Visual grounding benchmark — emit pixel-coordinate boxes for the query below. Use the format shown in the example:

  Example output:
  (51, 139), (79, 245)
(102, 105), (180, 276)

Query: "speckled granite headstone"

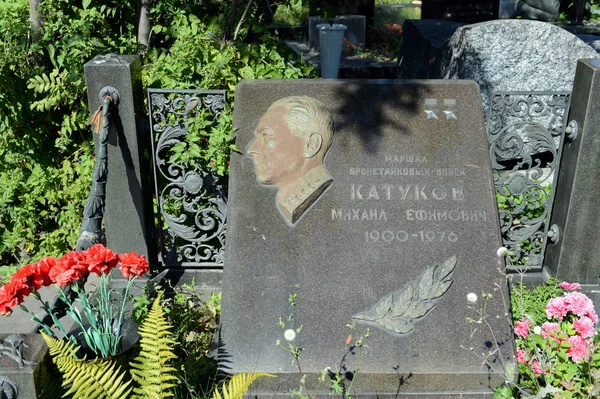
(437, 20), (598, 119)
(222, 80), (514, 397)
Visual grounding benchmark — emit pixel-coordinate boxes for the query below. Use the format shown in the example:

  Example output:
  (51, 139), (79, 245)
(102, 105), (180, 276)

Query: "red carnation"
(13, 264), (43, 291)
(36, 257), (57, 287)
(84, 244), (119, 276)
(118, 252), (149, 278)
(49, 251), (88, 287)
(0, 279), (30, 314)
(0, 287), (18, 315)
(13, 258), (55, 291)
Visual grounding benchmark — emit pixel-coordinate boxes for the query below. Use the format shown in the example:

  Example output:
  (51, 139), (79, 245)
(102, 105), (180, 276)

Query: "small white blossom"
(533, 326), (542, 335)
(496, 247), (509, 257)
(284, 329), (296, 342)
(467, 293), (478, 303)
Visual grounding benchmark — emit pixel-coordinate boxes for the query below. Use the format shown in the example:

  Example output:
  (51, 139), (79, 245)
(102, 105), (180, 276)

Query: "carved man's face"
(247, 105), (307, 187)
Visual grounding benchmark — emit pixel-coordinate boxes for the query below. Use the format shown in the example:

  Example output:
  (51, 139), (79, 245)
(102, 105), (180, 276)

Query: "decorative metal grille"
(148, 89), (228, 268)
(487, 92), (570, 271)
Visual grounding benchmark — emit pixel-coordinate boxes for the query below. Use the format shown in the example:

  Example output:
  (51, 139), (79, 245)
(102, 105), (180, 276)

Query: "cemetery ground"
(2, 1), (600, 399)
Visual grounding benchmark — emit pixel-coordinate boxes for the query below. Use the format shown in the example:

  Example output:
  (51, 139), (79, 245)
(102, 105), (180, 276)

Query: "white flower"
(496, 247), (509, 257)
(284, 329), (296, 342)
(467, 293), (478, 303)
(533, 326), (542, 335)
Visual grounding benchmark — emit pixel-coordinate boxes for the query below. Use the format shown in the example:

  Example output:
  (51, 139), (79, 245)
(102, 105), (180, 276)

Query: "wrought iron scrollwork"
(487, 92), (570, 271)
(149, 89), (228, 267)
(0, 334), (33, 369)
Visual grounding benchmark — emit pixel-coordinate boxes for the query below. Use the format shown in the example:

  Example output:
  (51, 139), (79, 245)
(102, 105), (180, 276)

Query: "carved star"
(425, 110), (438, 120)
(443, 110), (457, 120)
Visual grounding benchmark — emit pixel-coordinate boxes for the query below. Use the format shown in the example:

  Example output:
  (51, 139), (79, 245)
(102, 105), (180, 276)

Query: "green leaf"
(82, 0), (91, 10)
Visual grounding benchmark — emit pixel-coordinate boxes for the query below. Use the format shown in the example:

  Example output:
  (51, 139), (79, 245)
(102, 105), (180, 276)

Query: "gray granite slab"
(545, 59), (600, 283)
(0, 334), (46, 399)
(83, 55), (156, 266)
(222, 80), (514, 396)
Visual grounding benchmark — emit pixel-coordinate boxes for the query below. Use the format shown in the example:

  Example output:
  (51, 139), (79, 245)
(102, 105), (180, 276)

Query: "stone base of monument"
(0, 334), (47, 399)
(244, 373), (498, 398)
(223, 80), (515, 397)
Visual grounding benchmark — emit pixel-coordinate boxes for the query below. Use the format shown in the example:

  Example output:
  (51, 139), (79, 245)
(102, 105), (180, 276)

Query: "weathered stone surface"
(0, 334), (46, 399)
(436, 20), (599, 119)
(222, 80), (513, 396)
(545, 59), (600, 284)
(397, 20), (464, 79)
(83, 55), (156, 265)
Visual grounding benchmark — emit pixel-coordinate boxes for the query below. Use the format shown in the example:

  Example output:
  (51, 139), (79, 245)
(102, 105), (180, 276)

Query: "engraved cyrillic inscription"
(349, 167), (431, 176)
(350, 184), (464, 201)
(405, 209), (487, 222)
(384, 154), (428, 163)
(365, 230), (458, 243)
(331, 208), (388, 221)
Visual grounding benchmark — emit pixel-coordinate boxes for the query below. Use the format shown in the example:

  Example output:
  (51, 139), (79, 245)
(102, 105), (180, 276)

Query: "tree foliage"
(0, 0), (315, 271)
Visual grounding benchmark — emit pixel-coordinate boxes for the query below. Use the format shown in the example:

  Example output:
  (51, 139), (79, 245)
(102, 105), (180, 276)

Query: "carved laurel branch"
(352, 255), (457, 336)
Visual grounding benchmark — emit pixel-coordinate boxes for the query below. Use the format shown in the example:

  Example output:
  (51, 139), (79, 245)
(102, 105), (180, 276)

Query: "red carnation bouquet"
(0, 244), (149, 358)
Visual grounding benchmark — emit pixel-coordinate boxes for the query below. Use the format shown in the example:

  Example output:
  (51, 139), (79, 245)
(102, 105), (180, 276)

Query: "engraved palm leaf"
(352, 255), (457, 336)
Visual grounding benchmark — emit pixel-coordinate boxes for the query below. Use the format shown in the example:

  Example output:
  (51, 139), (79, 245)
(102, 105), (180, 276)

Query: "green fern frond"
(130, 295), (179, 399)
(35, 352), (65, 399)
(212, 372), (275, 399)
(41, 332), (133, 399)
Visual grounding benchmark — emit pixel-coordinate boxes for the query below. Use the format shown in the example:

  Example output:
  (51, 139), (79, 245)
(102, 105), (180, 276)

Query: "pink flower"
(564, 292), (595, 318)
(546, 296), (568, 319)
(573, 316), (596, 339)
(515, 319), (531, 338)
(541, 322), (559, 339)
(559, 281), (581, 291)
(531, 360), (544, 375)
(567, 335), (588, 362)
(515, 347), (528, 364)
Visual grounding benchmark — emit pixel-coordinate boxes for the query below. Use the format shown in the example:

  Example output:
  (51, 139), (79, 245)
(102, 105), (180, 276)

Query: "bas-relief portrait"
(246, 96), (334, 225)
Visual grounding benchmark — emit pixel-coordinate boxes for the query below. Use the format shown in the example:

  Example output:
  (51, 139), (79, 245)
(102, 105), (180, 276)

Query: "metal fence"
(148, 89), (228, 268)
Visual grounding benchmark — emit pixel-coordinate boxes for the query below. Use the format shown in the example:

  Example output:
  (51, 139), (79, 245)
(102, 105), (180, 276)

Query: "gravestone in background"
(397, 20), (464, 80)
(310, 0), (375, 21)
(421, 0), (499, 23)
(222, 80), (513, 397)
(436, 20), (598, 119)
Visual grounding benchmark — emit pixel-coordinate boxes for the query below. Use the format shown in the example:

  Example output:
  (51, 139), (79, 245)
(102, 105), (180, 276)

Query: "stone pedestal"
(545, 59), (600, 284)
(83, 55), (156, 264)
(0, 334), (47, 399)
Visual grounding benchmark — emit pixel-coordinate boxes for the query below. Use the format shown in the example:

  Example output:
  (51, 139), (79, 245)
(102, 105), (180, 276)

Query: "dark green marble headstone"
(222, 80), (514, 397)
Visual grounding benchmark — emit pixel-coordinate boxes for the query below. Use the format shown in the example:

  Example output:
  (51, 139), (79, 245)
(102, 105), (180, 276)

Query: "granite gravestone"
(421, 0), (499, 23)
(436, 20), (599, 119)
(222, 80), (513, 397)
